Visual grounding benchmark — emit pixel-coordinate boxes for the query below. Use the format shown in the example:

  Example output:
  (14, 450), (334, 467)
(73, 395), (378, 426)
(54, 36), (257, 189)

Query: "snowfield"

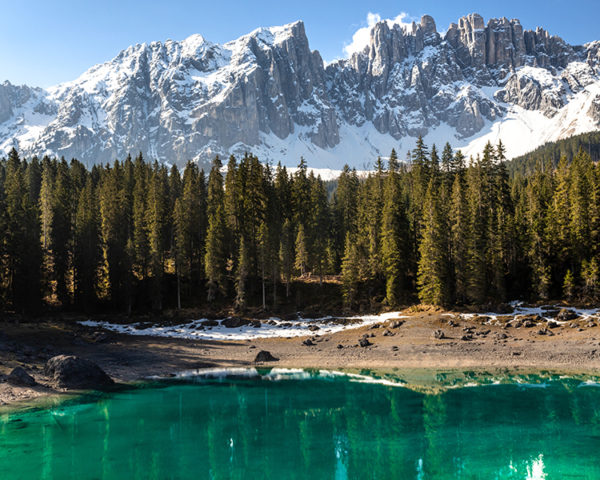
(79, 302), (600, 341)
(79, 312), (407, 341)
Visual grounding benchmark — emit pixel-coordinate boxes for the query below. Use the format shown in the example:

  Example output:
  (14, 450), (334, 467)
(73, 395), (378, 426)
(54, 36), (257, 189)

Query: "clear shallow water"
(2, 370), (600, 479)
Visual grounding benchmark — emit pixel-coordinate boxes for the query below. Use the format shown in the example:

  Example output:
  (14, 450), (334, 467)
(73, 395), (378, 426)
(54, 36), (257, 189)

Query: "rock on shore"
(45, 355), (114, 390)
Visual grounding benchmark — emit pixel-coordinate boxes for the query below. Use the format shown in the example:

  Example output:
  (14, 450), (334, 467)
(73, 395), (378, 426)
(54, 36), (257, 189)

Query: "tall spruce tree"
(51, 159), (74, 306)
(449, 170), (469, 303)
(381, 150), (409, 306)
(98, 162), (131, 310)
(73, 178), (100, 311)
(4, 149), (42, 311)
(417, 176), (449, 305)
(205, 157), (228, 301)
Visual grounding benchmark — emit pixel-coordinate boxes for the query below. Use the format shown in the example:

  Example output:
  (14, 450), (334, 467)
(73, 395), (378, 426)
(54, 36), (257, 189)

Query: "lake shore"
(2, 307), (600, 408)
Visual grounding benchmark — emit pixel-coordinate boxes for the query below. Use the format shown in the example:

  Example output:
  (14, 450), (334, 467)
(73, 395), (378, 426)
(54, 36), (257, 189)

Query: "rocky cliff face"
(2, 14), (600, 170)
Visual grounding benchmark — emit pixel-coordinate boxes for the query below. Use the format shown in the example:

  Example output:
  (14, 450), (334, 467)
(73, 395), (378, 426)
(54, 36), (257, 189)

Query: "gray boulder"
(254, 350), (278, 362)
(221, 317), (251, 328)
(7, 367), (37, 387)
(45, 355), (114, 389)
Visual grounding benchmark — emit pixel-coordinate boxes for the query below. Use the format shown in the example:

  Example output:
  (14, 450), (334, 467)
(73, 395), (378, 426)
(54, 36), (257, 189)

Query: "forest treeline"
(508, 131), (600, 176)
(0, 138), (599, 314)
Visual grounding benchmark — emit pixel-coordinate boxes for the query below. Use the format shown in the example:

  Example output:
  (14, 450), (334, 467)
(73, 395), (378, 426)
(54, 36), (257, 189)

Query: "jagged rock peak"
(420, 15), (437, 37)
(445, 12), (576, 69)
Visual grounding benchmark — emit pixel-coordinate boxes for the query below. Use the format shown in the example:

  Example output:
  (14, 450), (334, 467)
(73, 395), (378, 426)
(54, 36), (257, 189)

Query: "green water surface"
(1, 369), (600, 479)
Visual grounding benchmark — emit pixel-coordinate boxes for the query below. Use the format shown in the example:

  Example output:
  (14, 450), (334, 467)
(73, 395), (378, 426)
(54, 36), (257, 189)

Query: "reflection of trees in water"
(3, 379), (600, 478)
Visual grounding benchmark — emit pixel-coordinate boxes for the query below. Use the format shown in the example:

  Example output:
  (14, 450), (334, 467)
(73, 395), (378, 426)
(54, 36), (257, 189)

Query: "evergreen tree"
(333, 165), (359, 266)
(174, 162), (207, 307)
(51, 159), (74, 306)
(146, 164), (169, 310)
(563, 269), (575, 300)
(441, 142), (453, 182)
(205, 157), (228, 301)
(449, 171), (469, 303)
(381, 152), (409, 306)
(581, 258), (599, 299)
(279, 218), (295, 298)
(417, 176), (449, 305)
(73, 178), (100, 311)
(465, 158), (489, 304)
(295, 223), (308, 277)
(131, 153), (150, 279)
(525, 165), (553, 299)
(366, 158), (385, 279)
(341, 232), (359, 308)
(235, 236), (250, 311)
(98, 162), (131, 310)
(309, 174), (330, 283)
(3, 149), (42, 311)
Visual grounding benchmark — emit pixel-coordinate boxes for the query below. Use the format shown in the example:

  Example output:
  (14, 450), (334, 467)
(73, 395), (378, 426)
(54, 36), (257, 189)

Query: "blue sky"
(2, 0), (599, 87)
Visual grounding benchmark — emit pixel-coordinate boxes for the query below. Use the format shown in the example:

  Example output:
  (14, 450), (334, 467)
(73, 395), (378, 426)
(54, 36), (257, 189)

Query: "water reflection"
(1, 372), (600, 479)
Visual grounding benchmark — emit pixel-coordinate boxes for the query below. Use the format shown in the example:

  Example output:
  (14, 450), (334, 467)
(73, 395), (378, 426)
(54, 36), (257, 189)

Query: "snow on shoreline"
(79, 311), (406, 341)
(457, 301), (600, 325)
(79, 302), (600, 341)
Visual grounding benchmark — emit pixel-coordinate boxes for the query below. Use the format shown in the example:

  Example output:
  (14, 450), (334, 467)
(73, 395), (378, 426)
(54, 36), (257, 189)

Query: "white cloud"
(343, 12), (412, 57)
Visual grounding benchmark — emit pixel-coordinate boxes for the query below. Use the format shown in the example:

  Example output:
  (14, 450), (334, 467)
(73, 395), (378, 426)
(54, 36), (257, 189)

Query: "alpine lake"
(1, 368), (600, 479)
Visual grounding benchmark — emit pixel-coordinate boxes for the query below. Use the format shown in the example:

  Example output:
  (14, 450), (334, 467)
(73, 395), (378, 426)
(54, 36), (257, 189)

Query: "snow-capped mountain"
(2, 13), (600, 171)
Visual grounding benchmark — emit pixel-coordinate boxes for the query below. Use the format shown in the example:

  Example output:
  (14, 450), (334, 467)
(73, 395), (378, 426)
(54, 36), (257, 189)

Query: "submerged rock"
(45, 355), (114, 389)
(254, 350), (278, 362)
(7, 367), (37, 387)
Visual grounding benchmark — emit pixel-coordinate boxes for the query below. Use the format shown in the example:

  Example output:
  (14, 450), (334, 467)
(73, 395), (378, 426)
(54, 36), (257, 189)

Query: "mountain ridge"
(2, 14), (600, 170)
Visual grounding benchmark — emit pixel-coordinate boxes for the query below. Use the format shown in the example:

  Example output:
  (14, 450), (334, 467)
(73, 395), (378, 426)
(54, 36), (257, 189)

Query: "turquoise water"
(2, 370), (600, 479)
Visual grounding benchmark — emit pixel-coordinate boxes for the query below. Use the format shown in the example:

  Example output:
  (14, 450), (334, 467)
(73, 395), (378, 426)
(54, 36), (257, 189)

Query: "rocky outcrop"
(1, 14), (599, 168)
(45, 355), (114, 389)
(7, 366), (37, 387)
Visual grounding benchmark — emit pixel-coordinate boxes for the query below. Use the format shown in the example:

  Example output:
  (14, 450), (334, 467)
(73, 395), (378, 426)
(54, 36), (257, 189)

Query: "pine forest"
(1, 138), (599, 315)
